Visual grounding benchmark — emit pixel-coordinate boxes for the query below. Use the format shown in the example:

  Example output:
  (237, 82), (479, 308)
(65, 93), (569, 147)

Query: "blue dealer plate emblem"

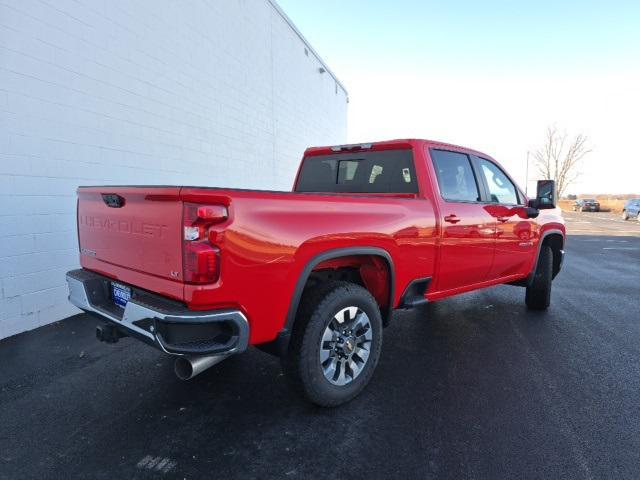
(111, 282), (131, 308)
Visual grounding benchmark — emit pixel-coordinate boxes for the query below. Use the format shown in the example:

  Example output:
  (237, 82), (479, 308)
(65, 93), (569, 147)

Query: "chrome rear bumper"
(66, 269), (249, 356)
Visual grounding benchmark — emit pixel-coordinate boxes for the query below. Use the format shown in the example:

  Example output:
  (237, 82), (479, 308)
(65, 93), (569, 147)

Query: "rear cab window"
(295, 150), (418, 194)
(430, 149), (481, 202)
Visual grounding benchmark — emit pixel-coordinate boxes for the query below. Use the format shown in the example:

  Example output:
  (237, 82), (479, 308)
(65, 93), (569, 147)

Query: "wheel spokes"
(352, 312), (371, 337)
(335, 306), (358, 325)
(322, 323), (336, 344)
(335, 360), (347, 385)
(347, 359), (360, 378)
(323, 357), (338, 379)
(319, 347), (331, 363)
(356, 329), (372, 345)
(354, 346), (369, 365)
(320, 306), (373, 386)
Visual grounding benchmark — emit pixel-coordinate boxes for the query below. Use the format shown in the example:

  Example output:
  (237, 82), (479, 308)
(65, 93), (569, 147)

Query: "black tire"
(622, 210), (629, 221)
(281, 280), (383, 407)
(526, 246), (553, 310)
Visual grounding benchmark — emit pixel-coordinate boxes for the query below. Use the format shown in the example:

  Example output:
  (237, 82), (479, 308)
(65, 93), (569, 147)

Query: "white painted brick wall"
(0, 0), (348, 339)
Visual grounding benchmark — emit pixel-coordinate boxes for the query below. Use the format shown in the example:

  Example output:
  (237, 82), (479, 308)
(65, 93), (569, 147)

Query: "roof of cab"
(304, 139), (493, 160)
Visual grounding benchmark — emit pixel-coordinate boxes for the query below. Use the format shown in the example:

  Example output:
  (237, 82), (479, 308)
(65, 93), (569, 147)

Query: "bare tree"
(533, 126), (591, 198)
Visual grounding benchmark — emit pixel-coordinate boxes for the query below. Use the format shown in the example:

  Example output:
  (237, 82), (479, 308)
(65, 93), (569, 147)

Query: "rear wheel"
(282, 281), (383, 407)
(622, 210), (629, 221)
(526, 246), (553, 310)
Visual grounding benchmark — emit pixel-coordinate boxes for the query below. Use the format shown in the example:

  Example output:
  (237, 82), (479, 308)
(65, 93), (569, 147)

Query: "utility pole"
(525, 150), (530, 196)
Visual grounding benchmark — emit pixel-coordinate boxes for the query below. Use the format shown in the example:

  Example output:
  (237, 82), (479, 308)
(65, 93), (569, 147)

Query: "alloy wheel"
(319, 306), (373, 386)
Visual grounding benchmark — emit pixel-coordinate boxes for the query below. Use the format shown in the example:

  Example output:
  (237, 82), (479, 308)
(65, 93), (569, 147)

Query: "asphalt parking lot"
(562, 210), (640, 236)
(2, 211), (640, 480)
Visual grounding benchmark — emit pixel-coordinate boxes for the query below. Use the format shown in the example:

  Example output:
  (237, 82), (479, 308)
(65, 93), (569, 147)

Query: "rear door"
(473, 156), (536, 279)
(429, 149), (496, 292)
(77, 187), (184, 281)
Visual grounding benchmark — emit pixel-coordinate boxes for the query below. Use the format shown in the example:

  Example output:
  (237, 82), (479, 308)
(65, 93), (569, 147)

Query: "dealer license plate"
(111, 282), (131, 308)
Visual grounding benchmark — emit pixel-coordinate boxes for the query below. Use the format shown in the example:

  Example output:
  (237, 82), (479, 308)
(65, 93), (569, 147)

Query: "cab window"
(477, 158), (521, 205)
(430, 150), (481, 202)
(296, 150), (418, 194)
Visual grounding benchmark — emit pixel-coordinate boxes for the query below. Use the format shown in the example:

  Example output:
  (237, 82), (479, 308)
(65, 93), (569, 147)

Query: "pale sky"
(278, 0), (640, 195)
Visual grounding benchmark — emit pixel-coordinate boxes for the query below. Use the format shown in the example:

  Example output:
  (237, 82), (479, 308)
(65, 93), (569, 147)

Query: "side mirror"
(528, 179), (557, 210)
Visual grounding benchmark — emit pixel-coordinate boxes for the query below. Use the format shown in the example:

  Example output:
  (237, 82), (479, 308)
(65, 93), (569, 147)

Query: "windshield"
(295, 149), (418, 194)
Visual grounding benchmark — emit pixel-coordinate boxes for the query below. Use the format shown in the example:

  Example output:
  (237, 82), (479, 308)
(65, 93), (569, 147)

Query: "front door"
(473, 156), (536, 279)
(429, 149), (496, 292)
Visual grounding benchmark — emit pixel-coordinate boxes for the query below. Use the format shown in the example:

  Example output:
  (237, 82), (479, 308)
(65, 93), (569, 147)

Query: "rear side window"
(430, 150), (480, 202)
(295, 150), (418, 194)
(477, 158), (521, 205)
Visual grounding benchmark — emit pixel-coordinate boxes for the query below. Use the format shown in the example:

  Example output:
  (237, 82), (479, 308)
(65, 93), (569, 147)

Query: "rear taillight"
(184, 242), (219, 283)
(196, 205), (227, 222)
(182, 203), (227, 284)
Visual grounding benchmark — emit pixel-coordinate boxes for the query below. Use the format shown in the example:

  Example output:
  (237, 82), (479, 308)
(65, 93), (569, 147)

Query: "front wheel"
(622, 210), (629, 221)
(526, 246), (553, 310)
(282, 281), (383, 407)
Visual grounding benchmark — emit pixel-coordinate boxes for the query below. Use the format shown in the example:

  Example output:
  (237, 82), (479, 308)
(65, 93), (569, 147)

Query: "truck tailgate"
(77, 187), (183, 282)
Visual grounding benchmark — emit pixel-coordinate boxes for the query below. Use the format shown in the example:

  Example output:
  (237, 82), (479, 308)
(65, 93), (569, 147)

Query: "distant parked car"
(621, 199), (640, 220)
(573, 199), (600, 212)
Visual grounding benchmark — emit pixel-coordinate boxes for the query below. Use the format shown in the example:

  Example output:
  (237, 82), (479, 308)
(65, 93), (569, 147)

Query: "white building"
(0, 0), (348, 339)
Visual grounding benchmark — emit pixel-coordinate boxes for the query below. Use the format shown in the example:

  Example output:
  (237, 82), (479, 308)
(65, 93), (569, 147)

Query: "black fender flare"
(285, 247), (396, 330)
(526, 229), (565, 286)
(259, 247), (396, 357)
(256, 247), (396, 356)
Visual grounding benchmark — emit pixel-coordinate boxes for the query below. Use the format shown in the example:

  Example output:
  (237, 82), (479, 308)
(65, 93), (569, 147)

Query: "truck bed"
(77, 185), (437, 344)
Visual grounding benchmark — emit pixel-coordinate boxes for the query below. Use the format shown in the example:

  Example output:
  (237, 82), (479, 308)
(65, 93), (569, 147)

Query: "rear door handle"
(444, 214), (461, 224)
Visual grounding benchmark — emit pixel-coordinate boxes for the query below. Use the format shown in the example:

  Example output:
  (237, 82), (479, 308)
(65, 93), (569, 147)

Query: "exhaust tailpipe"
(174, 354), (226, 380)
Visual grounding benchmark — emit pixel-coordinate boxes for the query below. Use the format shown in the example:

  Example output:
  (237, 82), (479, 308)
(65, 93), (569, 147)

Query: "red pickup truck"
(66, 139), (565, 406)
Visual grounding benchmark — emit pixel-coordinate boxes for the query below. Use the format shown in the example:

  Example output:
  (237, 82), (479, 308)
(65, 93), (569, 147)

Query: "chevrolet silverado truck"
(66, 139), (565, 406)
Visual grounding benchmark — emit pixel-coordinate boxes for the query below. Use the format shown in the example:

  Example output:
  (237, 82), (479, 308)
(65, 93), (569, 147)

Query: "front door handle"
(497, 216), (510, 223)
(444, 214), (461, 224)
